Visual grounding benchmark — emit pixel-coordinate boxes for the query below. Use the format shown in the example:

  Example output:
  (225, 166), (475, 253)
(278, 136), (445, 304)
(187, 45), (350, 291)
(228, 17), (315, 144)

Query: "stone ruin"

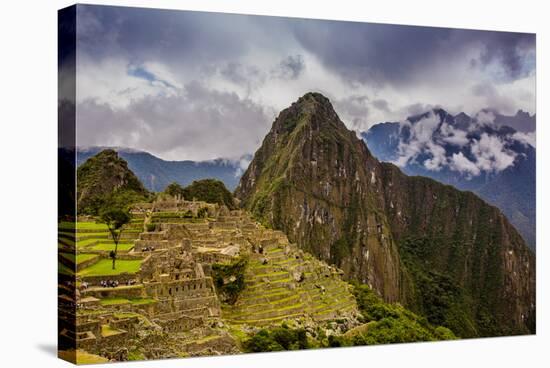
(64, 196), (359, 361)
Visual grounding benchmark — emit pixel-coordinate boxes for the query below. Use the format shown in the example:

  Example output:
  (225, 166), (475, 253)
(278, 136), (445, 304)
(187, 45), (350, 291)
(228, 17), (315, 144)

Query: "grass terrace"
(87, 242), (134, 252)
(59, 221), (109, 231)
(60, 253), (99, 265)
(101, 324), (125, 337)
(100, 297), (157, 306)
(78, 259), (143, 277)
(58, 350), (109, 365)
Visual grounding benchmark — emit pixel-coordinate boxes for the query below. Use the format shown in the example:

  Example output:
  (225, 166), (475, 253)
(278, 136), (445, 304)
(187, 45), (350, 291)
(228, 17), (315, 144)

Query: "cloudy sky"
(74, 5), (536, 161)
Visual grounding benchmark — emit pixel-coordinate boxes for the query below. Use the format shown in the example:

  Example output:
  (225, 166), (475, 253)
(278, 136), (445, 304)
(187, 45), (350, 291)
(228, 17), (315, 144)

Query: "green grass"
(58, 350), (109, 365)
(60, 253), (99, 265)
(77, 253), (98, 264)
(100, 297), (156, 306)
(101, 324), (124, 337)
(100, 298), (130, 306)
(76, 222), (109, 230)
(88, 242), (134, 252)
(128, 350), (146, 361)
(114, 312), (141, 318)
(76, 238), (100, 248)
(77, 232), (110, 238)
(78, 259), (143, 277)
(131, 297), (156, 305)
(60, 221), (110, 231)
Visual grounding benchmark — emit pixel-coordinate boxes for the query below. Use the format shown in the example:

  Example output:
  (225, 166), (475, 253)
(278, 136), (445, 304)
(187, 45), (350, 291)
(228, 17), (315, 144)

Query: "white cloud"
(439, 122), (469, 146)
(512, 131), (536, 148)
(390, 111), (524, 176)
(449, 152), (480, 176)
(394, 112), (441, 167)
(473, 110), (496, 128)
(470, 133), (517, 172)
(423, 142), (447, 171)
(77, 81), (272, 161)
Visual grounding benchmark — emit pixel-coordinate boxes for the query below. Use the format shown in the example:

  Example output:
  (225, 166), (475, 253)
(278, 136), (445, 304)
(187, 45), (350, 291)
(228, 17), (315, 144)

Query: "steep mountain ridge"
(236, 92), (535, 337)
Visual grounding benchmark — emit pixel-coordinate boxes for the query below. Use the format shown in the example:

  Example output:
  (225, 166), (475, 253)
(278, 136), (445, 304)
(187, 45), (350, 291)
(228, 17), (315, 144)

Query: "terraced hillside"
(223, 236), (357, 326)
(58, 215), (144, 276)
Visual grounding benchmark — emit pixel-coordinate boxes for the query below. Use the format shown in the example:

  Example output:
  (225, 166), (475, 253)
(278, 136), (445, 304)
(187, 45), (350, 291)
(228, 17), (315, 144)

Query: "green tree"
(99, 207), (131, 270)
(212, 256), (248, 304)
(182, 179), (236, 209)
(164, 182), (185, 197)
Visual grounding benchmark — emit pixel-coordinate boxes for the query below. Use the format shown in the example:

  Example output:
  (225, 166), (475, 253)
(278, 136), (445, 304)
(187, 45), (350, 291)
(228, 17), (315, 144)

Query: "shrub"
(182, 179), (236, 209)
(341, 282), (457, 346)
(197, 207), (209, 218)
(164, 182), (185, 197)
(212, 256), (248, 304)
(243, 326), (309, 352)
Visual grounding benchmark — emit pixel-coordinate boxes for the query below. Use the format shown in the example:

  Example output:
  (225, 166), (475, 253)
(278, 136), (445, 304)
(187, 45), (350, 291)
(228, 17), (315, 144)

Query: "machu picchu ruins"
(58, 195), (361, 362)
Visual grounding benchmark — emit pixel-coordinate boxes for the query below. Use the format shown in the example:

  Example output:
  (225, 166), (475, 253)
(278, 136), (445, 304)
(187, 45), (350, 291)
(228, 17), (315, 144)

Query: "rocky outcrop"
(235, 92), (535, 337)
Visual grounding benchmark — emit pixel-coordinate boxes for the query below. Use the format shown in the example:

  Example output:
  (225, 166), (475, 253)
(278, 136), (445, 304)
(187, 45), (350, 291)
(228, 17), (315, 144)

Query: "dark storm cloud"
(77, 5), (294, 68)
(291, 20), (453, 85)
(77, 5), (535, 90)
(291, 19), (535, 86)
(477, 32), (535, 79)
(272, 55), (306, 79)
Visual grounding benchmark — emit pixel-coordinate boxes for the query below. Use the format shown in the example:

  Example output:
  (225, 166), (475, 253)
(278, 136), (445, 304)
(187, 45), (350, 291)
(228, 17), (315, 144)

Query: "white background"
(0, 0), (547, 366)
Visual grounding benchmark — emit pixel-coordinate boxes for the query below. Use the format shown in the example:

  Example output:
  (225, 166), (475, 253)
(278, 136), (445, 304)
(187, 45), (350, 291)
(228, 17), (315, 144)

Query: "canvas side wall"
(58, 4), (77, 364)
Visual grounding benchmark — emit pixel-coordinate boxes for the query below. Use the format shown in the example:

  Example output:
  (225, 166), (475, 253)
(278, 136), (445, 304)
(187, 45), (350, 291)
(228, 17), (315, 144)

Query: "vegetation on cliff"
(77, 149), (150, 214)
(333, 283), (456, 345)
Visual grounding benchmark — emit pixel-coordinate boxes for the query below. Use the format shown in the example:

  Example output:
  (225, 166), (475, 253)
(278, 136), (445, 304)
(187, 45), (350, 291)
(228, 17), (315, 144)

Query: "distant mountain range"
(362, 109), (536, 250)
(492, 109), (536, 132)
(77, 147), (247, 192)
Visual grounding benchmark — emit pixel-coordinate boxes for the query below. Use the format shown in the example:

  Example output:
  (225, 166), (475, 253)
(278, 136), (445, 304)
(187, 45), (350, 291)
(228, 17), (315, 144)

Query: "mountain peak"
(296, 91), (331, 105)
(77, 149), (149, 214)
(516, 109), (531, 118)
(94, 148), (118, 159)
(454, 112), (471, 120)
(272, 92), (345, 136)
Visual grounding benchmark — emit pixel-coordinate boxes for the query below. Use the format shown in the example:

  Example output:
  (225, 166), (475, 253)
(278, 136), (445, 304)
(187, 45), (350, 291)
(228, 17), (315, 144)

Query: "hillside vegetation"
(77, 149), (150, 214)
